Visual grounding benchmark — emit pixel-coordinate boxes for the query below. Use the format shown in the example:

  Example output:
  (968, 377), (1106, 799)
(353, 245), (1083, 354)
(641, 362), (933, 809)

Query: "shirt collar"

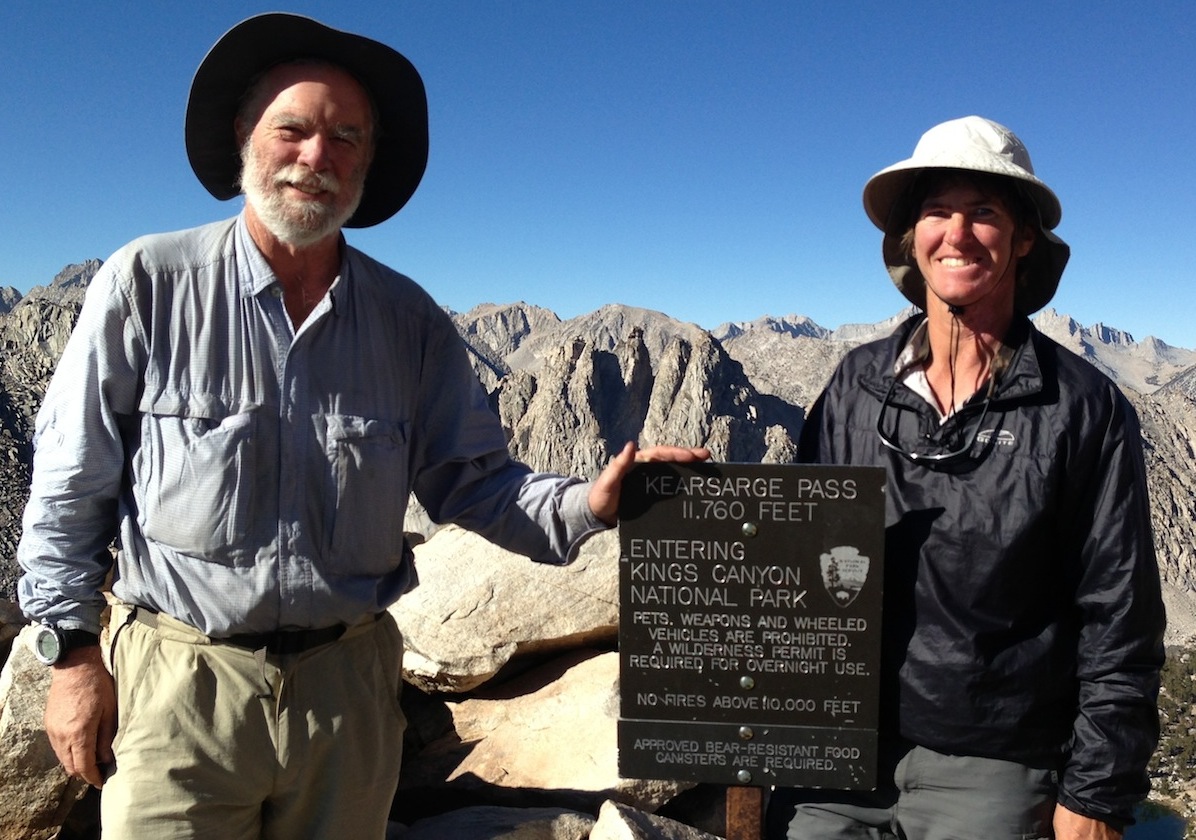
(234, 212), (279, 299)
(892, 316), (931, 377)
(233, 211), (352, 316)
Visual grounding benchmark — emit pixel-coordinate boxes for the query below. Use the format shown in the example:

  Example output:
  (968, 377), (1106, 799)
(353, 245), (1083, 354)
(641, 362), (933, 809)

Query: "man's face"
(238, 62), (374, 247)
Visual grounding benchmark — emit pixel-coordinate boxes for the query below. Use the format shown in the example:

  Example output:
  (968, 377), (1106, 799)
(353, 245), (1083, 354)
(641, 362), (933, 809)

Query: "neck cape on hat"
(185, 12), (428, 229)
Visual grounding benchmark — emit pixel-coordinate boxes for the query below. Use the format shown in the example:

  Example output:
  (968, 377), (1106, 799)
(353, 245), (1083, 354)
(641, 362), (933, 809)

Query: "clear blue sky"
(3, 2), (1194, 347)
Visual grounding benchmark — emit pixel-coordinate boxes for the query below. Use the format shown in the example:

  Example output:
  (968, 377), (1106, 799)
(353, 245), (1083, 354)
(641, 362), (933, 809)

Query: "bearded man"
(17, 14), (706, 838)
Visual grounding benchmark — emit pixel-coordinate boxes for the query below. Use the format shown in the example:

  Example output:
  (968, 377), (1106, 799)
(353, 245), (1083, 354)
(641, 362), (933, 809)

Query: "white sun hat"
(862, 116), (1070, 314)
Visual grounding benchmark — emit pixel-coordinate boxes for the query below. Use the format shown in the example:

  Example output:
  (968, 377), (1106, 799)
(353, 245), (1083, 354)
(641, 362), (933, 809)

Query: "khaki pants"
(101, 605), (407, 839)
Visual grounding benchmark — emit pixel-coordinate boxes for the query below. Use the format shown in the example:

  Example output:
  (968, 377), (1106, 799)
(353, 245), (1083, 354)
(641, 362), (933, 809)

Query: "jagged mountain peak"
(456, 300), (560, 329)
(0, 287), (20, 316)
(51, 259), (102, 290)
(1034, 308), (1083, 337)
(559, 303), (708, 344)
(454, 301), (560, 354)
(1090, 322), (1136, 347)
(1032, 308), (1182, 353)
(827, 307), (918, 342)
(499, 303), (710, 377)
(712, 314), (829, 342)
(495, 320), (801, 476)
(1033, 308), (1196, 394)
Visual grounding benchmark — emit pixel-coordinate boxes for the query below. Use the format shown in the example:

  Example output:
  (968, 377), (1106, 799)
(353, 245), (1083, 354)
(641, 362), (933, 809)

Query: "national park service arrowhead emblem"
(819, 545), (870, 608)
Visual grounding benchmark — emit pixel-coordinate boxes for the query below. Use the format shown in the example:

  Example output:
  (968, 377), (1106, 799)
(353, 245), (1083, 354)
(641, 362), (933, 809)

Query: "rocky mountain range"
(2, 263), (1195, 644)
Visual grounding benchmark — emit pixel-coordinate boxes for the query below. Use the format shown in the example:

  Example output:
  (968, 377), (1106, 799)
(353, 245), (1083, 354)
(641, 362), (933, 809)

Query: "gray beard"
(238, 141), (364, 247)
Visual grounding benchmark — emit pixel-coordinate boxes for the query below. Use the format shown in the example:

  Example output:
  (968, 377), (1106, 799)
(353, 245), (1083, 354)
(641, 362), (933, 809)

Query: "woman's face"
(912, 181), (1034, 315)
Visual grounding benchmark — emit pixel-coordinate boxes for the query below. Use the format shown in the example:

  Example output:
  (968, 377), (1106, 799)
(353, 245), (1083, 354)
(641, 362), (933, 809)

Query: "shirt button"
(271, 286), (284, 299)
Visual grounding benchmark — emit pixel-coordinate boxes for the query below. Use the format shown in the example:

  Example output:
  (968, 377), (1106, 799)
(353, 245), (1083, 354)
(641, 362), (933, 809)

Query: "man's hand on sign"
(589, 442), (712, 526)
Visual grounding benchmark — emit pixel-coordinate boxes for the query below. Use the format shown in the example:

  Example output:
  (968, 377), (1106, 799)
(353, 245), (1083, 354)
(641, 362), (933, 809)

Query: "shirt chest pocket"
(133, 399), (260, 564)
(324, 414), (410, 576)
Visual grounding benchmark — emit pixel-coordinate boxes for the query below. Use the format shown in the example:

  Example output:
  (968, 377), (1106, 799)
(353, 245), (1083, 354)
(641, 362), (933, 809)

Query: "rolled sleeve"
(17, 262), (143, 632)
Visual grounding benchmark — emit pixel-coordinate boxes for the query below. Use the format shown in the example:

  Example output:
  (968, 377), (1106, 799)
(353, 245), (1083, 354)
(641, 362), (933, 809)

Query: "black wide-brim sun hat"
(185, 13), (428, 228)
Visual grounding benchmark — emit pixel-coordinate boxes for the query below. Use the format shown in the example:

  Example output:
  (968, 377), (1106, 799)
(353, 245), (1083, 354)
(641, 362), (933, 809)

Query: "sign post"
(617, 462), (886, 831)
(725, 786), (763, 840)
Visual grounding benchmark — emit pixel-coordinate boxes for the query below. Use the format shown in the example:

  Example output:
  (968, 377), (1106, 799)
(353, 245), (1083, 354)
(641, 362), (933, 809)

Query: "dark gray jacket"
(799, 314), (1164, 826)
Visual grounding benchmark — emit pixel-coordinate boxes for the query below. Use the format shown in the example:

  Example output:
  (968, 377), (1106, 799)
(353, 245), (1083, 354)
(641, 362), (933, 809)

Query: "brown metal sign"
(617, 462), (886, 790)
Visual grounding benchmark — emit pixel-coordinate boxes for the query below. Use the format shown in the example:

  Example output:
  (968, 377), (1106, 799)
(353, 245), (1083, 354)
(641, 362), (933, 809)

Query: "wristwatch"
(31, 625), (100, 666)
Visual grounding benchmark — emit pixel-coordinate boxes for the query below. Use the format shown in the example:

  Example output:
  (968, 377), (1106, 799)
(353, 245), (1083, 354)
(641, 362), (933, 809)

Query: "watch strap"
(59, 629), (101, 652)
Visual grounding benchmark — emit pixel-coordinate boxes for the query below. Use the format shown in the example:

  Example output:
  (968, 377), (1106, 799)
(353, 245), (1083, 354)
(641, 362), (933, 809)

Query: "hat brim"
(185, 13), (428, 228)
(864, 163), (1061, 236)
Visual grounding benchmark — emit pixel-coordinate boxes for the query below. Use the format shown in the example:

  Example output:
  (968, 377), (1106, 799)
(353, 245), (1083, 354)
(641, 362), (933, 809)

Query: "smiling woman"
(767, 116), (1166, 840)
(911, 180), (1034, 315)
(861, 119), (1069, 417)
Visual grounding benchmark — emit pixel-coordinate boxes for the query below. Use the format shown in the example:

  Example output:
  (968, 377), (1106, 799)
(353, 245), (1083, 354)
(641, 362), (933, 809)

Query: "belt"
(221, 624), (348, 655)
(132, 607), (351, 655)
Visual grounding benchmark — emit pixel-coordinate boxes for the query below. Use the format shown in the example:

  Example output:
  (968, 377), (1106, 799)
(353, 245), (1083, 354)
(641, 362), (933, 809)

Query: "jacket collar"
(865, 313), (1046, 405)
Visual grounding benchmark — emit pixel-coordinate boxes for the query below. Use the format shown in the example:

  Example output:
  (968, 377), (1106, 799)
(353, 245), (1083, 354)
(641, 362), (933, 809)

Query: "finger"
(588, 442), (638, 525)
(47, 728), (77, 777)
(635, 445), (711, 463)
(593, 442), (634, 485)
(48, 723), (104, 787)
(75, 746), (104, 789)
(55, 745), (77, 780)
(72, 732), (107, 788)
(608, 441), (638, 475)
(98, 719), (117, 766)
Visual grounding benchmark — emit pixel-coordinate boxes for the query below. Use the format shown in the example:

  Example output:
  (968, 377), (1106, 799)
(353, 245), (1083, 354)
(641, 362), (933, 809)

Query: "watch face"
(33, 626), (62, 665)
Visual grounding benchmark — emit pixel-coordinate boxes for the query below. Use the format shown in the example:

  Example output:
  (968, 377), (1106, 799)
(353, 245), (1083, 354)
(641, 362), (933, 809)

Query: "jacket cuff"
(1055, 789), (1132, 832)
(562, 482), (611, 562)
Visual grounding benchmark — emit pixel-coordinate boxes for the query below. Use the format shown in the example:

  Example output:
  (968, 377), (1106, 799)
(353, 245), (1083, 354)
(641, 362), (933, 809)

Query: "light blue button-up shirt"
(18, 214), (603, 636)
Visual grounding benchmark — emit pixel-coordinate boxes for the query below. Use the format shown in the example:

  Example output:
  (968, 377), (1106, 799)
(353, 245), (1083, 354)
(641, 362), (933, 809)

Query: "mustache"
(273, 165), (341, 195)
